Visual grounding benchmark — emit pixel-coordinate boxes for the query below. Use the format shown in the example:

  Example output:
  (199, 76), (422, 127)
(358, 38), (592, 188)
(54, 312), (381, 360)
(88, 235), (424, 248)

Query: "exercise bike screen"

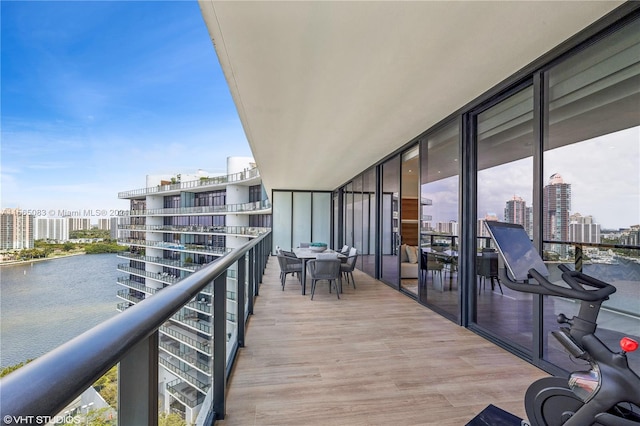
(485, 221), (549, 281)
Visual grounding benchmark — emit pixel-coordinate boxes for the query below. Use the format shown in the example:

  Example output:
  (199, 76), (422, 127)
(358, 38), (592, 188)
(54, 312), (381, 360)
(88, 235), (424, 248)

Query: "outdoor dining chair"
(307, 254), (341, 300)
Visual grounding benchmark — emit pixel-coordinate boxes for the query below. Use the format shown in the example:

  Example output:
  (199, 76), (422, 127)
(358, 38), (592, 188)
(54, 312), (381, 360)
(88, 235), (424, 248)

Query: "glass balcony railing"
(127, 200), (271, 216)
(158, 355), (210, 392)
(166, 379), (205, 409)
(116, 277), (159, 295)
(117, 264), (183, 284)
(118, 224), (270, 237)
(159, 339), (211, 374)
(118, 167), (261, 199)
(170, 311), (212, 335)
(116, 289), (144, 304)
(159, 324), (211, 355)
(116, 252), (203, 271)
(119, 239), (230, 256)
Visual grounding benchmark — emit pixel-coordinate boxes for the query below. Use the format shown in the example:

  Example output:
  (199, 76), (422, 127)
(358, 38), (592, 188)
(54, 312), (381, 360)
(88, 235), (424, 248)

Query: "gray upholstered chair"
(307, 254), (341, 300)
(277, 252), (302, 291)
(340, 247), (358, 289)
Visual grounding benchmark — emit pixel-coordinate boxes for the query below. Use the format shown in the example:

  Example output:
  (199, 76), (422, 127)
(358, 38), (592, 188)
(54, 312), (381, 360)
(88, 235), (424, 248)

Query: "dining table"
(292, 248), (345, 295)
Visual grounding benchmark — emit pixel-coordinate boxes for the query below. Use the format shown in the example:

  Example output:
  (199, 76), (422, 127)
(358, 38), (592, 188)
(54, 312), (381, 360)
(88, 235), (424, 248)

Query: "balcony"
(117, 264), (182, 284)
(166, 379), (205, 409)
(119, 239), (230, 256)
(116, 277), (159, 295)
(118, 224), (269, 237)
(116, 252), (203, 271)
(127, 200), (271, 217)
(1, 231), (549, 425)
(213, 258), (548, 425)
(118, 167), (261, 199)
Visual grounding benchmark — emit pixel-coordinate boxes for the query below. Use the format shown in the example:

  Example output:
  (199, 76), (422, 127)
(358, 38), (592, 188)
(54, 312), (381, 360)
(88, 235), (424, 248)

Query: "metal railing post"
(212, 273), (227, 420)
(237, 256), (246, 347)
(118, 331), (158, 425)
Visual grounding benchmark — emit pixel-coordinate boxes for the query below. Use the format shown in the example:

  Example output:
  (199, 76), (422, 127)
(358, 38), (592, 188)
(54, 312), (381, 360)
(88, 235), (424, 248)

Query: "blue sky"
(1, 1), (251, 216)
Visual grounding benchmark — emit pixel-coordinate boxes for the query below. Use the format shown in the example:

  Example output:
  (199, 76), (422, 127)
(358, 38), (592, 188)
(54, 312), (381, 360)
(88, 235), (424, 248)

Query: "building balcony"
(118, 224), (269, 237)
(165, 379), (205, 409)
(211, 257), (548, 425)
(170, 311), (212, 336)
(116, 277), (159, 295)
(127, 200), (271, 217)
(116, 252), (203, 272)
(118, 167), (262, 199)
(117, 264), (182, 284)
(159, 335), (211, 374)
(159, 353), (210, 393)
(119, 239), (230, 256)
(159, 323), (211, 356)
(116, 289), (144, 304)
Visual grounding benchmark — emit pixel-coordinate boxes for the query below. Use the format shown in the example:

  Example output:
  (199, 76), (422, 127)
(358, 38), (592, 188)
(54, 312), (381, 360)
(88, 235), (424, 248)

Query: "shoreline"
(0, 252), (86, 267)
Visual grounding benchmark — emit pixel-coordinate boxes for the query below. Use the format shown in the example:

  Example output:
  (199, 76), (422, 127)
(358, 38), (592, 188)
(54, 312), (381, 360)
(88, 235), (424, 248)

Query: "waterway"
(0, 254), (121, 368)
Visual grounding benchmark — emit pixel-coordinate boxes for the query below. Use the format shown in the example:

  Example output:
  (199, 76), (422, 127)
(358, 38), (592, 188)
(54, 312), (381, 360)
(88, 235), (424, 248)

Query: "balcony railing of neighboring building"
(117, 167), (262, 199)
(0, 230), (272, 425)
(116, 289), (145, 304)
(116, 277), (159, 295)
(117, 264), (183, 284)
(159, 338), (211, 374)
(119, 239), (232, 256)
(127, 200), (272, 216)
(166, 379), (205, 409)
(158, 354), (210, 392)
(116, 252), (204, 271)
(159, 324), (212, 355)
(118, 224), (270, 237)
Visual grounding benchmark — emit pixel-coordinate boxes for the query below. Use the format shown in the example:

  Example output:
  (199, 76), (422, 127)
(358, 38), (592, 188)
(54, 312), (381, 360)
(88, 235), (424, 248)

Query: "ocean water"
(0, 254), (121, 368)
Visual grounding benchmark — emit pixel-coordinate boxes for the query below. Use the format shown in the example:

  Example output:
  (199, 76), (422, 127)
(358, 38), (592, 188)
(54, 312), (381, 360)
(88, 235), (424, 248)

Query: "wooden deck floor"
(218, 257), (548, 425)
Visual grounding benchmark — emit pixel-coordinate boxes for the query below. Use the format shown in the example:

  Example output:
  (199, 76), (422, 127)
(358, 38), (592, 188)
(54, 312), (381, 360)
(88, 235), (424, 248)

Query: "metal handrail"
(0, 230), (271, 421)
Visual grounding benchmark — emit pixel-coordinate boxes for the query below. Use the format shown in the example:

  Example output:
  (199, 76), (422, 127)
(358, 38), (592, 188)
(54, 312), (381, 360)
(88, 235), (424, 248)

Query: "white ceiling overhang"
(198, 1), (624, 196)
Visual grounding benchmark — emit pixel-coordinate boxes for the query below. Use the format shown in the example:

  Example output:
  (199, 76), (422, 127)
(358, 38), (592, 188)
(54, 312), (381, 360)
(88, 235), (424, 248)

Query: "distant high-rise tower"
(543, 173), (571, 243)
(1, 209), (35, 249)
(504, 195), (532, 236)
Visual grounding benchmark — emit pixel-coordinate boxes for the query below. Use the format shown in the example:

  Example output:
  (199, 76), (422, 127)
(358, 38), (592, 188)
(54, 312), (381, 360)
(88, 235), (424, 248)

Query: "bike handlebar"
(499, 264), (616, 302)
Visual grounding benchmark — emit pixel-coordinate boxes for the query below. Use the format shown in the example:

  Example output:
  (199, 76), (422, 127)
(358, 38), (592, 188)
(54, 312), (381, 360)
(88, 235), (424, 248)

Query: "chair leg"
(333, 279), (340, 299)
(310, 279), (316, 300)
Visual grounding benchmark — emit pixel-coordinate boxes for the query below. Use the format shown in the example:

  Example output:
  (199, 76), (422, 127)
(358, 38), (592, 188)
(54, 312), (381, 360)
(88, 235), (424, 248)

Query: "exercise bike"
(484, 221), (640, 426)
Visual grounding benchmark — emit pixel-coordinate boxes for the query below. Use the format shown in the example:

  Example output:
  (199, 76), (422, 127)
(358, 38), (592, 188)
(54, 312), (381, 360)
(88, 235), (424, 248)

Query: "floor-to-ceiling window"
(542, 19), (640, 371)
(325, 8), (639, 374)
(419, 121), (460, 318)
(361, 168), (376, 276)
(474, 84), (535, 353)
(400, 145), (420, 296)
(380, 155), (401, 288)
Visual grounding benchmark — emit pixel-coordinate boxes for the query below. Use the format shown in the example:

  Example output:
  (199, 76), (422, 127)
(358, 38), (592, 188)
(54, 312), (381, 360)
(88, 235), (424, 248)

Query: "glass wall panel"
(343, 182), (354, 248)
(272, 191), (292, 251)
(353, 176), (364, 257)
(419, 121), (460, 317)
(543, 19), (640, 371)
(312, 192), (331, 245)
(361, 168), (376, 276)
(381, 155), (400, 287)
(292, 192), (312, 247)
(400, 145), (420, 296)
(475, 86), (535, 352)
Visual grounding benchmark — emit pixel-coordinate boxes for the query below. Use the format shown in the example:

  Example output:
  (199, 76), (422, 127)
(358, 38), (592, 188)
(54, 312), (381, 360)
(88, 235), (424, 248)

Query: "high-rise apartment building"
(116, 157), (271, 423)
(34, 218), (70, 242)
(569, 213), (601, 244)
(1, 209), (35, 250)
(67, 218), (92, 231)
(504, 195), (533, 237)
(543, 173), (572, 242)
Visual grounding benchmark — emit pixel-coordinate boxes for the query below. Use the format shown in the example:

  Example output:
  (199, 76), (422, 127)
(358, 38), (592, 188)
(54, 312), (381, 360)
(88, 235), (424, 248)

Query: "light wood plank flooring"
(218, 257), (548, 425)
